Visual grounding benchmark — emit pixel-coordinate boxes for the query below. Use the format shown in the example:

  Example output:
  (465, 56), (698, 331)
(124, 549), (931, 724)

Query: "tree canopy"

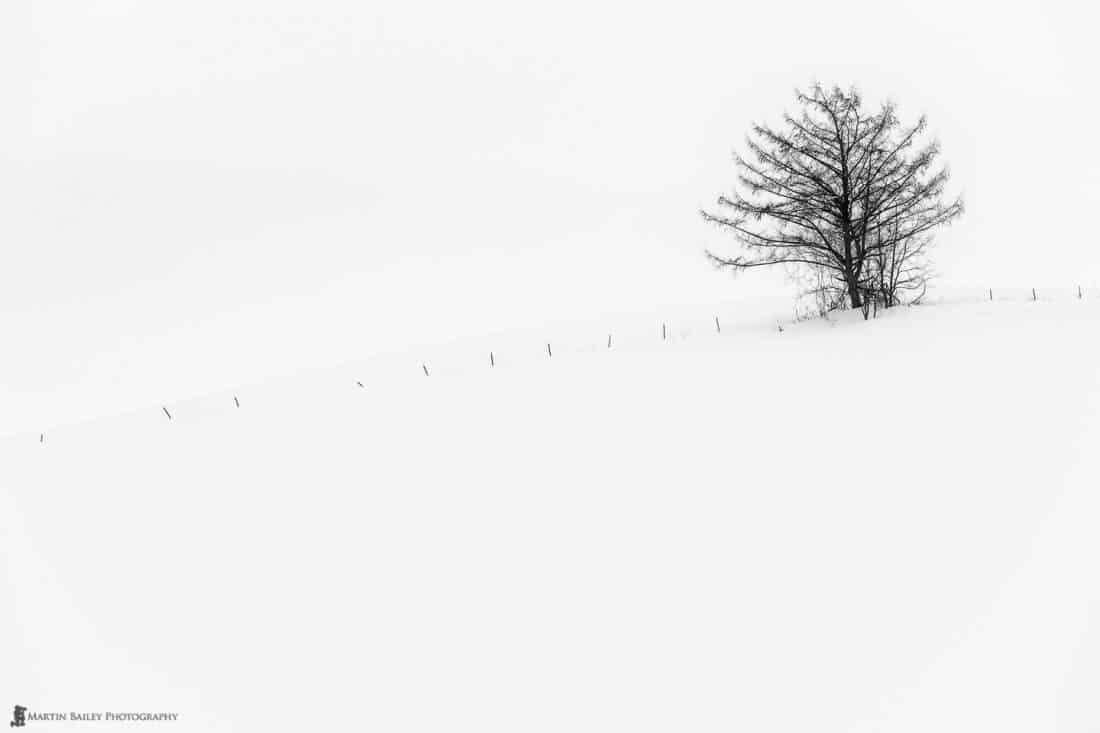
(702, 84), (963, 310)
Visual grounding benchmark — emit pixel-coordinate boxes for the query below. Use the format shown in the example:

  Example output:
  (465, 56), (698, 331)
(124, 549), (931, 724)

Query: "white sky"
(1, 0), (1097, 433)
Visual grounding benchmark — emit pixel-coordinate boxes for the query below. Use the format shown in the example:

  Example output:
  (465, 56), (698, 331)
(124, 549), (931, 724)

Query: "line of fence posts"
(985, 286), (1089, 301)
(401, 286), (1088, 393)
(73, 288), (1100, 436)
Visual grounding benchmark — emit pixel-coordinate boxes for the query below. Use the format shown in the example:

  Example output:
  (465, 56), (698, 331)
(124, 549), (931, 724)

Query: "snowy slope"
(3, 296), (1100, 732)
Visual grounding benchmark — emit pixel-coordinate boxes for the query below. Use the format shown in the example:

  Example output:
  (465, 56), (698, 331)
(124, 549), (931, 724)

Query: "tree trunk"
(846, 274), (863, 308)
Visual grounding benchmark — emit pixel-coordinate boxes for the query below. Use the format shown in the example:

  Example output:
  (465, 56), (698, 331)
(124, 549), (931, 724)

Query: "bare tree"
(864, 216), (933, 308)
(702, 83), (963, 310)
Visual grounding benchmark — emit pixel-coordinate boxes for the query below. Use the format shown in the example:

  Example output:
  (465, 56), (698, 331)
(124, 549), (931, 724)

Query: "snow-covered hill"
(3, 296), (1099, 732)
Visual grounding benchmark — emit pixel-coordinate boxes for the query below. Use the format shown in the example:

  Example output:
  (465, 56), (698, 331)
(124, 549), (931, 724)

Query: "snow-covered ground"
(3, 294), (1100, 732)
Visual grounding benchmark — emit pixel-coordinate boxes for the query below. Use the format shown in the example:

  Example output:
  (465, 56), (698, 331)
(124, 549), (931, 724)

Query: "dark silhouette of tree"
(702, 83), (963, 310)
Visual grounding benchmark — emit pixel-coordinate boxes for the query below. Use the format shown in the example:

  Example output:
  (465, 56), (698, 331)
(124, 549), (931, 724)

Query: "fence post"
(607, 333), (612, 349)
(162, 406), (172, 421)
(547, 343), (552, 359)
(1032, 288), (1037, 301)
(662, 323), (666, 341)
(422, 364), (430, 376)
(490, 351), (494, 367)
(715, 316), (720, 333)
